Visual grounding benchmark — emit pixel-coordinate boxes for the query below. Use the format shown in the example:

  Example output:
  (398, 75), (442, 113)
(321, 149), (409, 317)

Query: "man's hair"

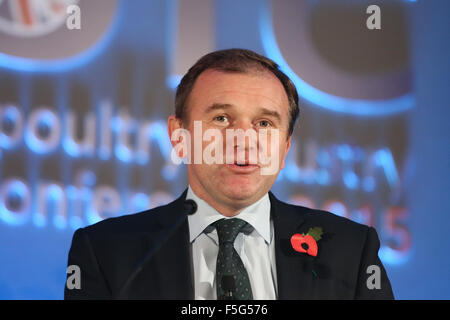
(175, 48), (300, 137)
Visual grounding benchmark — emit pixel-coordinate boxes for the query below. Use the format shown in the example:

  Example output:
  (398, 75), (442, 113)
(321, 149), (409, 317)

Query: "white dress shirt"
(186, 185), (278, 300)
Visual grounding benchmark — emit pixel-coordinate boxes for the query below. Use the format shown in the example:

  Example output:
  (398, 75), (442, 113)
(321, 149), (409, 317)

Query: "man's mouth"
(235, 163), (249, 167)
(234, 159), (259, 166)
(225, 161), (260, 173)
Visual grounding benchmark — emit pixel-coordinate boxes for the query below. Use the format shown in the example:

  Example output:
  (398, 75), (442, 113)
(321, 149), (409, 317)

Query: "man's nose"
(229, 120), (258, 150)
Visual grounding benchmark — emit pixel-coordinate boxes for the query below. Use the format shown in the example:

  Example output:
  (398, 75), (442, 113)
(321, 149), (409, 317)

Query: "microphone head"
(183, 199), (197, 215)
(221, 275), (236, 292)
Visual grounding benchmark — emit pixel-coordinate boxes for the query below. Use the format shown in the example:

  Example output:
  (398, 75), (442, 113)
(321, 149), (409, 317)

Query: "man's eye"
(258, 120), (271, 127)
(214, 115), (228, 122)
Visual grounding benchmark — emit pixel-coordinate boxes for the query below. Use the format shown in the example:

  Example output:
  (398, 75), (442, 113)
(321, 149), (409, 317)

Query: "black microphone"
(115, 199), (197, 299)
(221, 275), (236, 300)
(183, 199), (197, 217)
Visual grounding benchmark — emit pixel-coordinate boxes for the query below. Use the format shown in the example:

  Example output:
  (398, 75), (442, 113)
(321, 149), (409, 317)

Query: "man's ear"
(167, 115), (183, 148)
(280, 135), (292, 170)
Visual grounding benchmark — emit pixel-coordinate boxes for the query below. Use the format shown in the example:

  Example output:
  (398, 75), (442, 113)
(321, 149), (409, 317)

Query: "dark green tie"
(214, 218), (253, 300)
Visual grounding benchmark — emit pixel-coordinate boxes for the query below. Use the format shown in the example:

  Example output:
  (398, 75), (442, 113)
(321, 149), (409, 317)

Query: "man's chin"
(221, 186), (262, 203)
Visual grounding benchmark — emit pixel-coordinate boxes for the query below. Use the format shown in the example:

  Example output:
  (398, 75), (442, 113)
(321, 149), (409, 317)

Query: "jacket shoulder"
(275, 195), (371, 239)
(81, 196), (179, 236)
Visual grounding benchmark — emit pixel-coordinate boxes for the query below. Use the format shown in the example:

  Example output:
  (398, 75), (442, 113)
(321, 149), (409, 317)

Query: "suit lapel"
(270, 192), (316, 299)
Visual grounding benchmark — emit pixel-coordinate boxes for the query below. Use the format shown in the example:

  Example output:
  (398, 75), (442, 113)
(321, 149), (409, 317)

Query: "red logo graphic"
(0, 0), (79, 37)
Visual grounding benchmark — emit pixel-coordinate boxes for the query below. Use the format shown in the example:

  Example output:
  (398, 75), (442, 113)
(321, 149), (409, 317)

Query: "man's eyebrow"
(205, 103), (282, 121)
(204, 103), (234, 113)
(259, 107), (281, 121)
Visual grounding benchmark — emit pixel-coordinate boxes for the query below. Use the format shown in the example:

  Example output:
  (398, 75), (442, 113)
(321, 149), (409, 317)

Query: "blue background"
(0, 0), (449, 299)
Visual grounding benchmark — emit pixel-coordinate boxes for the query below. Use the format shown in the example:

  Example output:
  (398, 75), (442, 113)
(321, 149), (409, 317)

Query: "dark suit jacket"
(64, 189), (394, 299)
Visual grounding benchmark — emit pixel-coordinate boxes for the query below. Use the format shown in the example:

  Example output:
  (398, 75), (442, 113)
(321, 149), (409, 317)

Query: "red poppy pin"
(291, 227), (323, 257)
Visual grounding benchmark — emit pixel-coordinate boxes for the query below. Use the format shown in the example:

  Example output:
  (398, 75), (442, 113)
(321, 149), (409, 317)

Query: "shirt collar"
(186, 185), (271, 244)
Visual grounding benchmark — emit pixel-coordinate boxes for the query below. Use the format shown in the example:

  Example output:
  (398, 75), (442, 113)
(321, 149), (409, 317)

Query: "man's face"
(169, 69), (292, 215)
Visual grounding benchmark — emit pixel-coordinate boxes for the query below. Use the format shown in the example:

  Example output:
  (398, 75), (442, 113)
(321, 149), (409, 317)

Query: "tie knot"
(214, 218), (248, 245)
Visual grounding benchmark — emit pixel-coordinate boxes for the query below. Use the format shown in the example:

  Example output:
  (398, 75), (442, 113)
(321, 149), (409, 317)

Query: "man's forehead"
(189, 69), (289, 111)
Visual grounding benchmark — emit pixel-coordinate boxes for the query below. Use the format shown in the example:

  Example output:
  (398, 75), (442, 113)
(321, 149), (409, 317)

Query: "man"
(64, 49), (394, 299)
